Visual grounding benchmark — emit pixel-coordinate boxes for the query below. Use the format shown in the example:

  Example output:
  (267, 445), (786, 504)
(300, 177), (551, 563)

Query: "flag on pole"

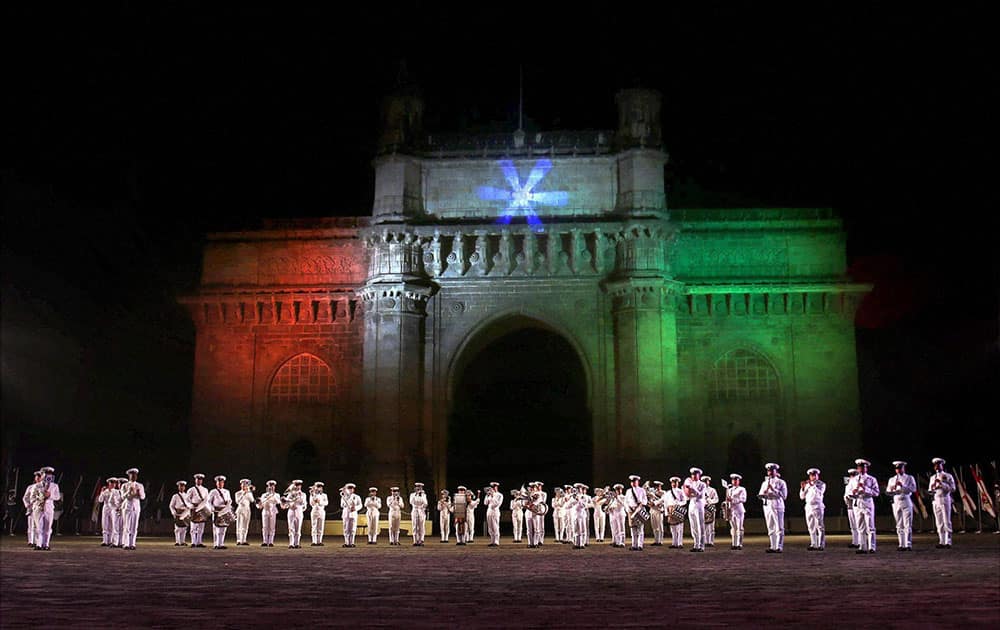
(913, 474), (929, 519)
(954, 468), (976, 517)
(971, 465), (996, 519)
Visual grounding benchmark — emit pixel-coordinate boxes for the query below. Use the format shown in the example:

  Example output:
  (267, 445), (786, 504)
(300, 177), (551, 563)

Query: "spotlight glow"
(477, 159), (568, 226)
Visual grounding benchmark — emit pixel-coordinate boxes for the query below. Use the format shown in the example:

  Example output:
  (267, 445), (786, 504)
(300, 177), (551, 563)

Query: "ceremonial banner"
(955, 468), (976, 518)
(970, 465), (996, 519)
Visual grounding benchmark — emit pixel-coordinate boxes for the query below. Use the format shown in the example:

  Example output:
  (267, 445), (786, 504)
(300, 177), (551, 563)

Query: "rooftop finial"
(513, 65), (525, 148)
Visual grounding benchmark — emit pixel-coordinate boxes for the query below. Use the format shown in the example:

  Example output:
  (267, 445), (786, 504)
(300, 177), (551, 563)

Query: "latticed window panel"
(711, 349), (779, 401)
(268, 354), (335, 404)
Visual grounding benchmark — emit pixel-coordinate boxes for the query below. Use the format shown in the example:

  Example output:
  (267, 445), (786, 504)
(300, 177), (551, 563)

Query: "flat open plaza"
(2, 533), (997, 628)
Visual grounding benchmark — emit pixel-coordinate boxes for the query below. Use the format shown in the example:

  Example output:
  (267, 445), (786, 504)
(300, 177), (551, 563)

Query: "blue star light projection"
(477, 159), (568, 226)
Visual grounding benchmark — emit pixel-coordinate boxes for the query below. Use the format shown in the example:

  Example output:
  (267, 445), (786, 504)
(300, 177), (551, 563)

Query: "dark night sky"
(2, 3), (996, 482)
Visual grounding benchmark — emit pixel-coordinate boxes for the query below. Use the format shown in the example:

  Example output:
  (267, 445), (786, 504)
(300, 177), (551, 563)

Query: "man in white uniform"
(234, 479), (255, 546)
(758, 463), (787, 553)
(684, 468), (707, 552)
(607, 484), (626, 548)
(120, 468), (144, 550)
(364, 487), (382, 544)
(97, 476), (118, 547)
(256, 480), (280, 547)
(847, 458), (879, 553)
(485, 484), (503, 546)
(23, 471), (42, 548)
(169, 480), (190, 546)
(341, 483), (362, 548)
(208, 475), (232, 549)
(409, 483), (428, 546)
(844, 468), (861, 548)
(510, 490), (525, 543)
(725, 474), (746, 550)
(624, 475), (648, 551)
(592, 487), (607, 543)
(186, 473), (210, 548)
(551, 487), (565, 543)
(703, 476), (719, 547)
(576, 484), (592, 547)
(929, 457), (956, 548)
(31, 467), (61, 550)
(386, 487), (405, 545)
(437, 490), (452, 543)
(800, 468), (826, 551)
(466, 489), (481, 543)
(886, 461), (917, 551)
(648, 481), (665, 546)
(309, 482), (329, 546)
(283, 479), (307, 548)
(665, 477), (687, 549)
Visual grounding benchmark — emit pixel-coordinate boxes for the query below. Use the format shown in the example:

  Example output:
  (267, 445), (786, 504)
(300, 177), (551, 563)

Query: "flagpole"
(973, 465), (983, 534)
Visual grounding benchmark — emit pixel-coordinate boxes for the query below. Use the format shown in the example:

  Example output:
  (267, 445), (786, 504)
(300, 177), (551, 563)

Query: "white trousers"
(439, 513), (450, 541)
(174, 524), (188, 545)
(287, 509), (303, 546)
(705, 512), (716, 545)
(729, 507), (745, 547)
(853, 499), (876, 551)
(190, 521), (206, 546)
(847, 504), (860, 545)
(689, 503), (706, 550)
(236, 508), (251, 544)
(554, 511), (564, 541)
(388, 511), (401, 543)
(487, 510), (500, 544)
(367, 511), (379, 542)
(101, 508), (114, 544)
(805, 505), (825, 548)
(411, 511), (425, 543)
(311, 510), (325, 544)
(532, 514), (545, 546)
(525, 511), (535, 544)
(933, 498), (952, 545)
(670, 520), (684, 547)
(212, 525), (228, 547)
(123, 508), (140, 547)
(764, 504), (784, 550)
(343, 516), (357, 545)
(512, 510), (524, 541)
(593, 510), (606, 541)
(573, 512), (588, 546)
(33, 508), (54, 548)
(467, 512), (475, 541)
(651, 509), (664, 543)
(261, 512), (276, 544)
(893, 498), (913, 548)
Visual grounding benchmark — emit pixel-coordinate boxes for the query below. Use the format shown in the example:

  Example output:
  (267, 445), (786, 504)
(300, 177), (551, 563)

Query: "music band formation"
(21, 458), (961, 554)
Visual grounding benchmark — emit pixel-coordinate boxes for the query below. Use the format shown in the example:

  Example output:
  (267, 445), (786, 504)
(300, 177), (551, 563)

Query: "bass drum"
(705, 503), (717, 525)
(667, 505), (688, 526)
(213, 507), (236, 528)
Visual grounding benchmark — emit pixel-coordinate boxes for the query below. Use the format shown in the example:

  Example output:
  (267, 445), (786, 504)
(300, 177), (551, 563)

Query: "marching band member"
(256, 480), (280, 547)
(592, 487), (607, 543)
(523, 486), (535, 546)
(485, 484), (503, 546)
(309, 482), (328, 546)
(799, 468), (826, 551)
(386, 487), (405, 545)
(564, 485), (577, 544)
(466, 488), (481, 543)
(929, 457), (956, 548)
(726, 474), (747, 550)
(571, 485), (591, 549)
(208, 475), (232, 549)
(684, 468), (707, 552)
(844, 468), (861, 548)
(340, 483), (363, 548)
(702, 476), (719, 547)
(282, 479), (307, 548)
(454, 486), (471, 545)
(624, 475), (648, 551)
(234, 479), (255, 546)
(186, 473), (210, 548)
(364, 487), (382, 544)
(437, 490), (453, 543)
(552, 487), (566, 543)
(31, 466), (61, 550)
(409, 483), (428, 546)
(531, 482), (548, 547)
(886, 461), (917, 551)
(665, 477), (686, 548)
(169, 480), (190, 546)
(847, 459), (879, 554)
(97, 475), (117, 547)
(758, 463), (787, 553)
(649, 481), (665, 546)
(510, 489), (525, 543)
(23, 471), (42, 548)
(120, 468), (144, 550)
(607, 483), (627, 548)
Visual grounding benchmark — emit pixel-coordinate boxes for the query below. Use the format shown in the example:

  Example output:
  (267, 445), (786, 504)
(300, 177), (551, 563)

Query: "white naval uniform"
(186, 485), (210, 546)
(758, 476), (788, 551)
(22, 484), (36, 547)
(571, 494), (591, 547)
(467, 495), (480, 542)
(364, 496), (382, 543)
(438, 498), (453, 542)
(704, 486), (719, 546)
(606, 492), (626, 547)
(799, 480), (826, 549)
(649, 489), (665, 545)
(341, 492), (363, 546)
(929, 471), (956, 546)
(579, 494), (592, 546)
(726, 486), (747, 547)
(552, 494), (564, 542)
(208, 487), (232, 547)
(532, 491), (547, 546)
(683, 478), (707, 550)
(284, 490), (307, 547)
(510, 497), (524, 542)
(847, 473), (879, 552)
(593, 494), (607, 542)
(169, 492), (190, 545)
(234, 489), (255, 544)
(120, 480), (145, 548)
(310, 491), (329, 544)
(257, 490), (281, 545)
(885, 474), (916, 548)
(624, 485), (648, 549)
(386, 494), (405, 544)
(98, 487), (119, 546)
(31, 481), (61, 549)
(665, 487), (687, 547)
(844, 480), (860, 546)
(485, 491), (503, 545)
(409, 491), (428, 544)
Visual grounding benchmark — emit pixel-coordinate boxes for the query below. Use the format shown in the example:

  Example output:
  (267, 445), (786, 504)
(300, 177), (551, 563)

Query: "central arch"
(444, 315), (593, 498)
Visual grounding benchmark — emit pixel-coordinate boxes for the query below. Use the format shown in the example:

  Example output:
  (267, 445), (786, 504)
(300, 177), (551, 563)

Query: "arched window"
(268, 353), (335, 404)
(711, 349), (779, 401)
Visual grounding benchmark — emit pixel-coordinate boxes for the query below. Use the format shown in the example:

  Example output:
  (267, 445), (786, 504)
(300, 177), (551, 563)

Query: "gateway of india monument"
(181, 84), (869, 493)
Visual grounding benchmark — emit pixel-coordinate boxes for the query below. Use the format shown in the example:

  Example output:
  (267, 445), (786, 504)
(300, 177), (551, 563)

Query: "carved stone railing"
(181, 290), (362, 327)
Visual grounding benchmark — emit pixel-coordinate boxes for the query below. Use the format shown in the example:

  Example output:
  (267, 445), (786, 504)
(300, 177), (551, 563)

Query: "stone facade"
(182, 89), (869, 490)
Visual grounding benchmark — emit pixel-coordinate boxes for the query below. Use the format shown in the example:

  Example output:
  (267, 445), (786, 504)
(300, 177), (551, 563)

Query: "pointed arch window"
(268, 353), (335, 404)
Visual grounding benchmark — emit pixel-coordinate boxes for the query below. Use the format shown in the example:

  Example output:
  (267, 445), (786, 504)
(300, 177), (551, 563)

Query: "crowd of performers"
(19, 457), (967, 553)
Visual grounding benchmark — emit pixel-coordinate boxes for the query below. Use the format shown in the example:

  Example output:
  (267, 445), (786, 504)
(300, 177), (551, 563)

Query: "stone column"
(359, 230), (437, 490)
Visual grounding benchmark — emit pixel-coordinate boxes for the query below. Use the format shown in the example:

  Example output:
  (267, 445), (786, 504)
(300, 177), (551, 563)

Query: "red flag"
(954, 468), (976, 518)
(970, 465), (996, 519)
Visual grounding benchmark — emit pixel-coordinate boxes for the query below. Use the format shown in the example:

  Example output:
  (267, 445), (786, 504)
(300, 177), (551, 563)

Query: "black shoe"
(736, 545), (743, 550)
(945, 544), (952, 548)
(816, 547), (824, 551)
(807, 546), (815, 551)
(268, 543), (274, 547)
(101, 543), (109, 547)
(765, 548), (775, 553)
(706, 543), (714, 547)
(318, 543), (324, 546)
(868, 549), (876, 554)
(774, 549), (782, 553)
(856, 549), (867, 554)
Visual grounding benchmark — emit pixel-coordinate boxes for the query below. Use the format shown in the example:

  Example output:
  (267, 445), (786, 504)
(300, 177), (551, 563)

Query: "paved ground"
(2, 533), (997, 628)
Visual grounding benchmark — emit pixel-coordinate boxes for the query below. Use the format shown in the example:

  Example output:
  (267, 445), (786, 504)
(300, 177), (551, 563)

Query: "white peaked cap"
(369, 487), (377, 491)
(807, 468), (820, 475)
(414, 482), (424, 487)
(240, 478), (251, 485)
(765, 463), (780, 470)
(613, 483), (624, 489)
(490, 481), (500, 486)
(193, 473), (206, 479)
(670, 476), (682, 482)
(892, 461), (907, 468)
(292, 479), (303, 485)
(41, 466), (55, 474)
(653, 480), (664, 486)
(702, 475), (712, 482)
(729, 474), (742, 480)
(440, 490), (449, 494)
(854, 459), (871, 467)
(344, 483), (355, 488)
(390, 487), (399, 491)
(932, 457), (946, 465)
(214, 475), (226, 482)
(457, 486), (466, 491)
(689, 467), (702, 475)
(126, 468), (138, 475)
(628, 474), (641, 481)
(105, 477), (117, 483)
(313, 482), (324, 487)
(176, 480), (187, 486)
(847, 469), (856, 475)
(266, 480), (277, 485)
